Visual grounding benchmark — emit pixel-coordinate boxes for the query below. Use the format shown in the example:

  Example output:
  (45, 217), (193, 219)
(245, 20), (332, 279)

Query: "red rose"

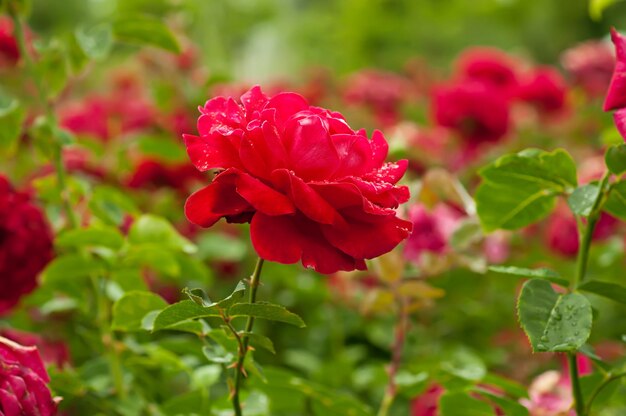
(183, 86), (412, 274)
(455, 47), (519, 94)
(0, 329), (70, 370)
(516, 67), (568, 115)
(126, 159), (205, 193)
(404, 203), (463, 263)
(0, 336), (58, 416)
(432, 81), (510, 145)
(0, 176), (53, 315)
(603, 28), (626, 140)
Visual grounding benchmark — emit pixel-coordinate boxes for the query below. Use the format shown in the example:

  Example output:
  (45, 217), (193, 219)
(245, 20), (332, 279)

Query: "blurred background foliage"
(29, 0), (626, 81)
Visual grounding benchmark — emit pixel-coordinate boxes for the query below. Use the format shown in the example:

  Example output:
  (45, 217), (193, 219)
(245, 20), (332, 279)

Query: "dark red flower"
(126, 159), (204, 193)
(0, 336), (58, 416)
(561, 40), (614, 98)
(183, 86), (412, 274)
(516, 67), (568, 115)
(404, 203), (463, 263)
(0, 16), (19, 68)
(0, 329), (69, 370)
(455, 47), (519, 94)
(0, 176), (53, 315)
(432, 81), (510, 146)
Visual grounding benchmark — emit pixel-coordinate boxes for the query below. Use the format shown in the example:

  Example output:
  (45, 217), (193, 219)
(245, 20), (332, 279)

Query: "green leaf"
(215, 280), (247, 309)
(488, 265), (569, 287)
(202, 344), (235, 364)
(475, 389), (528, 416)
(441, 348), (486, 381)
(56, 227), (124, 250)
(113, 16), (180, 53)
(475, 149), (577, 231)
(242, 332), (276, 354)
(0, 95), (25, 156)
(152, 300), (221, 331)
(229, 302), (306, 328)
(89, 185), (139, 225)
(590, 0), (625, 20)
(603, 181), (626, 220)
(137, 135), (187, 162)
(183, 287), (213, 307)
(75, 23), (113, 61)
(568, 184), (600, 217)
(42, 253), (106, 284)
(122, 245), (180, 276)
(36, 42), (69, 99)
(449, 218), (482, 250)
(128, 214), (196, 254)
(578, 280), (626, 305)
(197, 232), (248, 261)
(605, 144), (626, 175)
(439, 391), (494, 416)
(518, 279), (592, 352)
(482, 374), (528, 399)
(111, 291), (167, 332)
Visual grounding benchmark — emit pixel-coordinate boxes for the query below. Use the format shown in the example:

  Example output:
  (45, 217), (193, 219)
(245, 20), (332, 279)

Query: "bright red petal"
(604, 28), (626, 111)
(183, 133), (242, 172)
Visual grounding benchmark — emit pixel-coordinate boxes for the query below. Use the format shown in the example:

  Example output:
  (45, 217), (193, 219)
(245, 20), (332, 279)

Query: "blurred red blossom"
(404, 203), (463, 264)
(431, 81), (511, 147)
(455, 47), (520, 95)
(344, 69), (414, 127)
(516, 67), (569, 116)
(0, 16), (19, 67)
(0, 175), (53, 316)
(0, 336), (58, 416)
(411, 384), (444, 416)
(126, 159), (205, 193)
(561, 40), (614, 98)
(183, 86), (412, 273)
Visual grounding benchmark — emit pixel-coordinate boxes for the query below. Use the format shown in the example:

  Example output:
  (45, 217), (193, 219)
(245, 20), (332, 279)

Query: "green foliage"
(475, 149), (577, 232)
(75, 23), (113, 60)
(603, 181), (626, 220)
(605, 144), (626, 175)
(439, 391), (494, 416)
(518, 279), (593, 352)
(112, 15), (180, 53)
(128, 214), (196, 254)
(111, 291), (167, 332)
(0, 92), (25, 156)
(578, 281), (626, 305)
(56, 226), (125, 250)
(568, 184), (601, 217)
(229, 302), (306, 328)
(488, 265), (568, 287)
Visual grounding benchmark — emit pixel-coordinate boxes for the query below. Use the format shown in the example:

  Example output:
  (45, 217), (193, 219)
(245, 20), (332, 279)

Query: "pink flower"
(431, 81), (511, 146)
(455, 47), (519, 94)
(0, 336), (58, 416)
(561, 40), (614, 98)
(0, 176), (53, 315)
(604, 28), (626, 139)
(516, 68), (569, 116)
(411, 384), (444, 416)
(404, 203), (463, 263)
(183, 86), (412, 274)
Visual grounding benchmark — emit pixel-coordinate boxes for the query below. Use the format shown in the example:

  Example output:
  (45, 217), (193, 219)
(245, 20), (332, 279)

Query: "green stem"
(377, 294), (408, 416)
(568, 353), (585, 416)
(568, 171), (611, 416)
(232, 257), (265, 416)
(9, 7), (77, 229)
(90, 275), (126, 399)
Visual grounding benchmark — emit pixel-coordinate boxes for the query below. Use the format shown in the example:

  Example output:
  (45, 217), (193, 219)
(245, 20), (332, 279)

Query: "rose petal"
(322, 214), (412, 259)
(271, 169), (338, 224)
(250, 213), (366, 274)
(283, 115), (340, 181)
(604, 28), (626, 111)
(266, 92), (309, 131)
(234, 171), (295, 216)
(613, 107), (626, 140)
(184, 172), (252, 227)
(183, 133), (242, 172)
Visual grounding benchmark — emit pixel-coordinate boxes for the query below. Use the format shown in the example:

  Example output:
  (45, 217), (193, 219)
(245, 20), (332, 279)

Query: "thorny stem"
(377, 294), (409, 416)
(9, 7), (78, 229)
(569, 170), (610, 416)
(232, 257), (265, 416)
